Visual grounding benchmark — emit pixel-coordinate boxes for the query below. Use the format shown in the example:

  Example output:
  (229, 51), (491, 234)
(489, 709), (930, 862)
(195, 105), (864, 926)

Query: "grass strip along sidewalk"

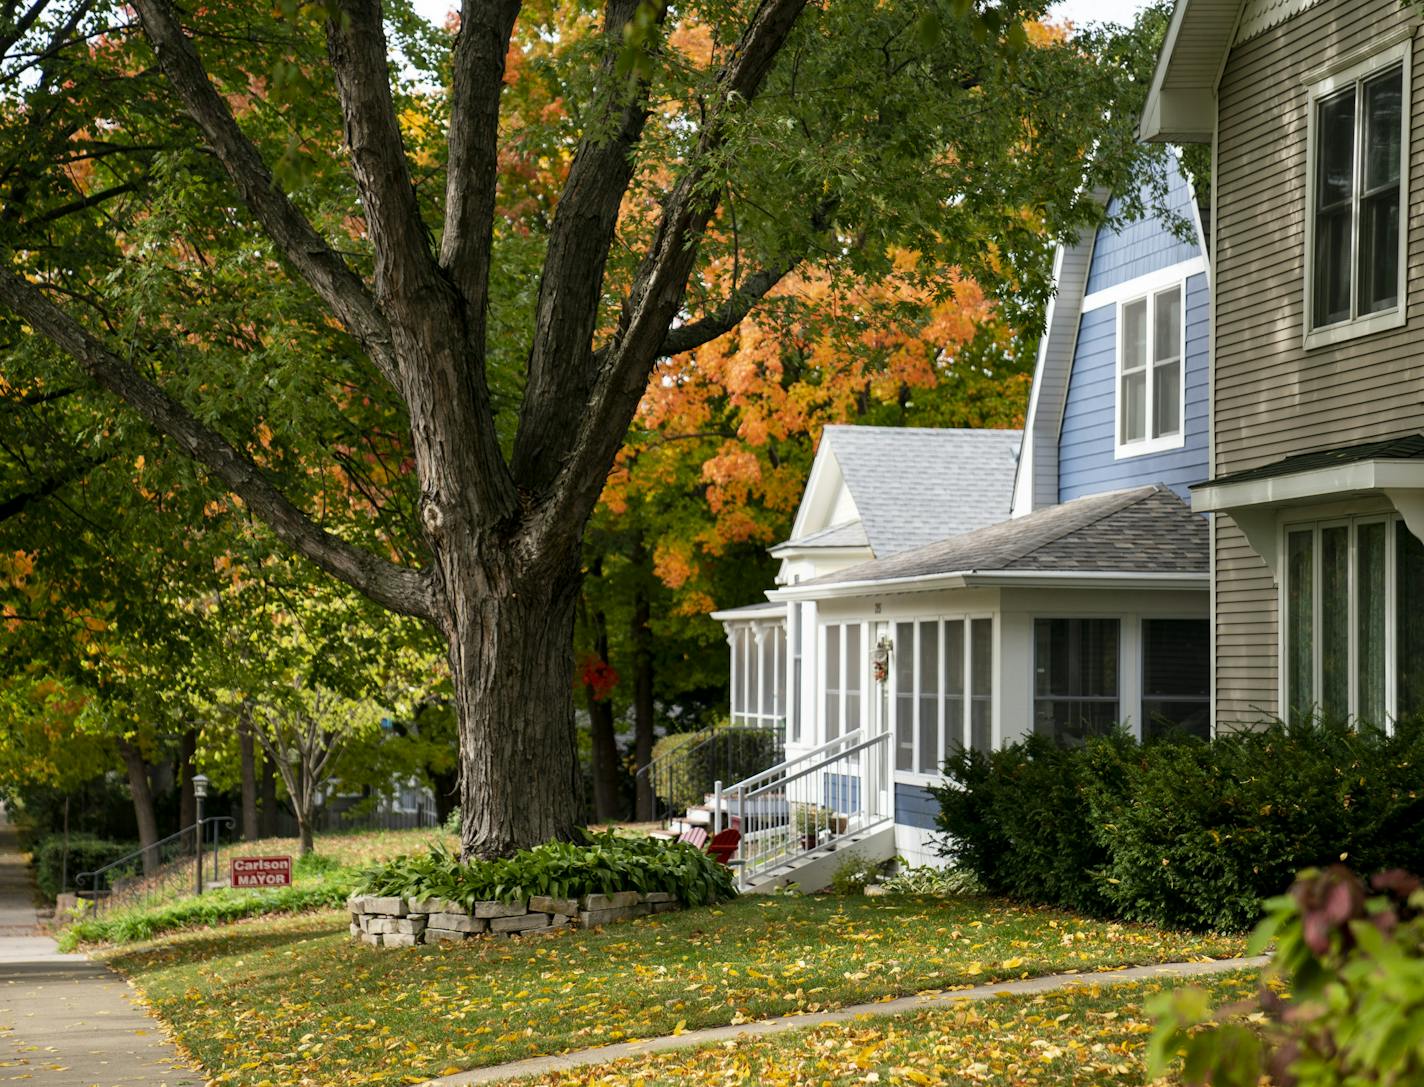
(102, 893), (1247, 1087)
(500, 968), (1266, 1087)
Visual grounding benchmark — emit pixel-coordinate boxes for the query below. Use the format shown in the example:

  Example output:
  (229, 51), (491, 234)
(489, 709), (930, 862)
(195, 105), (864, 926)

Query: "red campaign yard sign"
(231, 856), (292, 888)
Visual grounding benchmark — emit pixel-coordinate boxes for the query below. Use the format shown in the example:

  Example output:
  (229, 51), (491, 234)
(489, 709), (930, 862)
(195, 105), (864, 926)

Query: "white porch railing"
(713, 728), (893, 889)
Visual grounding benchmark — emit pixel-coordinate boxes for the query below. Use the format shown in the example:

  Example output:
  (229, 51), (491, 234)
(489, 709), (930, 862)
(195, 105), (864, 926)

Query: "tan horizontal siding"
(1213, 516), (1276, 732)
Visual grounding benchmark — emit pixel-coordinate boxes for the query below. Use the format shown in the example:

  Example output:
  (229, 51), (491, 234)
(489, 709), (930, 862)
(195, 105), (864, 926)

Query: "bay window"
(1282, 515), (1424, 726)
(1307, 49), (1407, 343)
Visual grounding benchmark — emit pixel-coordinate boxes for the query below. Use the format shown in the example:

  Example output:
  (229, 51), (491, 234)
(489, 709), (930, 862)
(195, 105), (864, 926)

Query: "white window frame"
(1276, 512), (1399, 728)
(1302, 39), (1411, 351)
(1031, 615), (1126, 738)
(1138, 615), (1212, 739)
(890, 613), (995, 786)
(819, 620), (867, 743)
(1113, 278), (1188, 459)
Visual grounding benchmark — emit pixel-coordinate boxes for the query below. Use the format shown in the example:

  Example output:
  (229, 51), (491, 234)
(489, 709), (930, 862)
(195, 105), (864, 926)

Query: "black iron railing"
(76, 815), (236, 914)
(636, 721), (784, 826)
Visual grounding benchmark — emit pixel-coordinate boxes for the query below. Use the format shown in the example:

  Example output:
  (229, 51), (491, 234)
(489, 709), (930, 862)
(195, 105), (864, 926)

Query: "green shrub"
(356, 829), (737, 908)
(32, 834), (139, 901)
(1149, 866), (1424, 1085)
(649, 724), (782, 815)
(931, 732), (1132, 917)
(60, 876), (356, 949)
(294, 851), (341, 878)
(934, 719), (1424, 932)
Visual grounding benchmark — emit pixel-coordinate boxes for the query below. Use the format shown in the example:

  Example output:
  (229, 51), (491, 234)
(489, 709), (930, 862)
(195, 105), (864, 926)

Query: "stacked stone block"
(348, 889), (681, 947)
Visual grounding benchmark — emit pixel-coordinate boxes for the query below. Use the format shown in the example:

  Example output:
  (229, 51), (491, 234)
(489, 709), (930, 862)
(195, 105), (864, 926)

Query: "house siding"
(1213, 0), (1424, 729)
(893, 783), (939, 831)
(1083, 171), (1202, 294)
(1058, 273), (1210, 503)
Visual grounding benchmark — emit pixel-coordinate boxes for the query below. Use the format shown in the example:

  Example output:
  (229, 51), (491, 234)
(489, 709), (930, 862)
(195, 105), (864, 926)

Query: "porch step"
(741, 822), (896, 895)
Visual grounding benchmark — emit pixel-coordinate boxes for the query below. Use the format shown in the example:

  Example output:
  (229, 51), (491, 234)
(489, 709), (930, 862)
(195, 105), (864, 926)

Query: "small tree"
(246, 684), (384, 854)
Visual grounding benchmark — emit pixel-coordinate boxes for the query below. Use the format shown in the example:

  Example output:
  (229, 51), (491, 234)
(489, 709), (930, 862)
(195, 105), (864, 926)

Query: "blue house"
(701, 161), (1214, 886)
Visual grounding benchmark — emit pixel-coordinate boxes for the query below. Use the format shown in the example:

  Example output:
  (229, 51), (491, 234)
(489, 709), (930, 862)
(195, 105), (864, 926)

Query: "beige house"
(1145, 0), (1424, 729)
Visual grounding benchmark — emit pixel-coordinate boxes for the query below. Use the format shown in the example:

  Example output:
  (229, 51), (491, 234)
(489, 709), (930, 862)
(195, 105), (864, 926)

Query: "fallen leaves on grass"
(105, 895), (1248, 1087)
(520, 972), (1266, 1087)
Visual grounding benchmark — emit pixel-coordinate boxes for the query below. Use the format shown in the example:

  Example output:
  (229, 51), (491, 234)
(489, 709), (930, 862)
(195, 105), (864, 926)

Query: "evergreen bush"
(32, 834), (139, 901)
(932, 719), (1424, 931)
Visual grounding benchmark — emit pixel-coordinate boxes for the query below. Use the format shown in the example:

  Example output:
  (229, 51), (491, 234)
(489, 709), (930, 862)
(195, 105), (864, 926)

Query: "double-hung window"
(1306, 46), (1408, 346)
(1282, 515), (1424, 726)
(1117, 284), (1184, 456)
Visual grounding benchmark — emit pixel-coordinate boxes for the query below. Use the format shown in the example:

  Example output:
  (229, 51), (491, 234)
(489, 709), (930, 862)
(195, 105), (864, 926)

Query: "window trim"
(1113, 279), (1189, 460)
(1302, 40), (1411, 351)
(1276, 511), (1400, 729)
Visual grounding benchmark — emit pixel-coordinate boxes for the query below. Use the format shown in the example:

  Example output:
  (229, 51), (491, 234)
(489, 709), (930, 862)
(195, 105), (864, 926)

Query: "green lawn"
(104, 893), (1248, 1087)
(516, 969), (1265, 1087)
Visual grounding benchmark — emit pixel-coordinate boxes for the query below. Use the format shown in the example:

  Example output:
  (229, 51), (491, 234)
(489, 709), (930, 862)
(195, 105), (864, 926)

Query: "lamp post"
(192, 774), (208, 897)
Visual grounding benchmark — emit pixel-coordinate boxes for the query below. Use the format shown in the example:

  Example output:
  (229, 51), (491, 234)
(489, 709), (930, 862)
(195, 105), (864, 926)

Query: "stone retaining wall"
(348, 890), (680, 946)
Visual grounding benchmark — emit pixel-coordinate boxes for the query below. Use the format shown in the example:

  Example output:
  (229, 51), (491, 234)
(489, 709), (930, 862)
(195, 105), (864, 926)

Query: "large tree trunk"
(453, 548), (583, 859)
(239, 712), (259, 841)
(118, 740), (159, 877)
(631, 538), (656, 822)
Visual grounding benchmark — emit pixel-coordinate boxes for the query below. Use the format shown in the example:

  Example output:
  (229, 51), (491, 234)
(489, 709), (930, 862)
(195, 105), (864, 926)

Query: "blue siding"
(824, 773), (861, 815)
(1058, 272), (1209, 503)
(894, 783), (938, 830)
(1084, 169), (1200, 295)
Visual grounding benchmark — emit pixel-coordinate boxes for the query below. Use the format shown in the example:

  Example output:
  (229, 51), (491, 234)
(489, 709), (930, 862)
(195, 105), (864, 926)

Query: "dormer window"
(1305, 46), (1408, 347)
(1115, 283), (1185, 458)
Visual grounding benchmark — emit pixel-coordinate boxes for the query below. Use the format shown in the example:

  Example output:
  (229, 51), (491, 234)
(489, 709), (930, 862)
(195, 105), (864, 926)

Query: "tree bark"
(118, 740), (159, 877)
(631, 537), (656, 822)
(239, 711), (259, 841)
(178, 727), (197, 843)
(259, 755), (278, 838)
(453, 545), (584, 858)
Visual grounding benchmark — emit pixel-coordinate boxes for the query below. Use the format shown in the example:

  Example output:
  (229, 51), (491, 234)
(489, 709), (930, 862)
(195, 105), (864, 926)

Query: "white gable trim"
(787, 434), (858, 543)
(1079, 256), (1208, 313)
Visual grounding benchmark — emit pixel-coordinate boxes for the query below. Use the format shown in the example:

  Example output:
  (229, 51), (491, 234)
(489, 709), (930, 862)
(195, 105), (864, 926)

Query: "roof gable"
(1141, 0), (1244, 143)
(784, 426), (1021, 558)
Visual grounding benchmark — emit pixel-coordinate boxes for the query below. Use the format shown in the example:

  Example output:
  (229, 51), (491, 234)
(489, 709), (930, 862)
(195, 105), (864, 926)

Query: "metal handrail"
(742, 732), (887, 803)
(723, 728), (864, 794)
(76, 816), (236, 894)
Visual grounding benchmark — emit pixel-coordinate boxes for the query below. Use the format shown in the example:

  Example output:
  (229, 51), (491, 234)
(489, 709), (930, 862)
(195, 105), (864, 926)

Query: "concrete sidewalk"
(0, 813), (200, 1085)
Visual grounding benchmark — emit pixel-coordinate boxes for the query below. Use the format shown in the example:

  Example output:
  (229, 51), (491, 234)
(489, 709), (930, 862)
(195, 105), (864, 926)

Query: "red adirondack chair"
(706, 827), (740, 866)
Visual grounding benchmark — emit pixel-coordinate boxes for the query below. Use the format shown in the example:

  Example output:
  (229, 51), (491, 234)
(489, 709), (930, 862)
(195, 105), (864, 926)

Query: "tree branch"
(324, 0), (439, 302)
(656, 262), (792, 357)
(440, 0), (521, 318)
(129, 0), (401, 390)
(535, 0), (809, 548)
(510, 0), (668, 489)
(0, 453), (110, 522)
(0, 269), (439, 622)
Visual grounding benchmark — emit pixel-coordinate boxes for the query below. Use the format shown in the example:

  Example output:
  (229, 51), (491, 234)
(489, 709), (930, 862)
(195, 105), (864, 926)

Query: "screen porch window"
(1310, 59), (1405, 332)
(894, 616), (993, 773)
(1117, 285), (1183, 454)
(1141, 619), (1210, 739)
(729, 623), (785, 727)
(1034, 618), (1120, 743)
(1283, 516), (1406, 726)
(823, 623), (863, 742)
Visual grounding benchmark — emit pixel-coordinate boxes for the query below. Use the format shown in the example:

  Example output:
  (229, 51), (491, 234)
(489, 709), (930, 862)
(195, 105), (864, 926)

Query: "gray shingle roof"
(773, 520), (869, 551)
(805, 485), (1206, 587)
(799, 426), (1021, 557)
